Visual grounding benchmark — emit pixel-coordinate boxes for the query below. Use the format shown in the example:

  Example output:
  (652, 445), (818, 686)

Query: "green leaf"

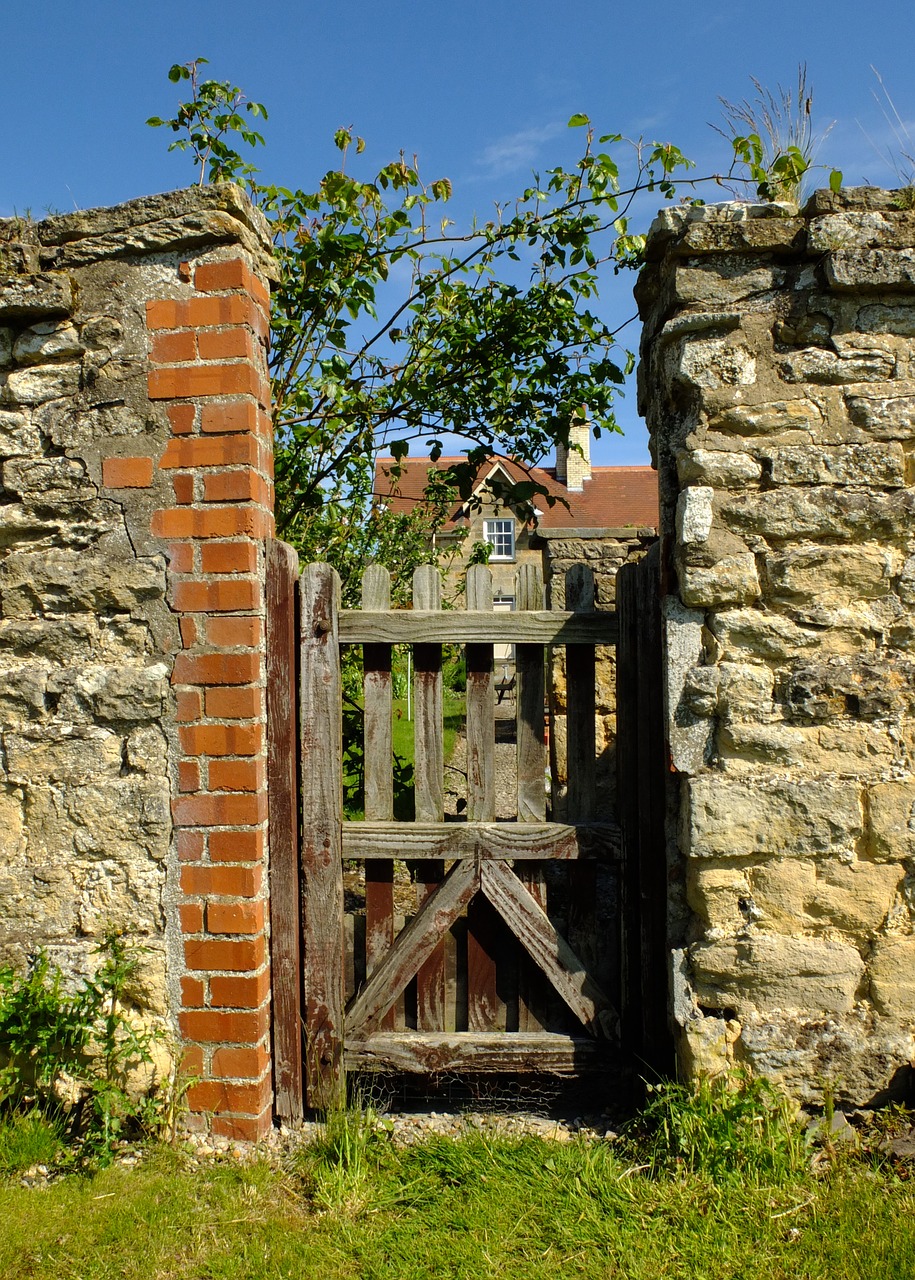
(829, 168), (843, 193)
(567, 113), (590, 128)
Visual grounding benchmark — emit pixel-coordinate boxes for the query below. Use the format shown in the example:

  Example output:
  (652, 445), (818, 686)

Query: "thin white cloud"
(473, 122), (567, 180)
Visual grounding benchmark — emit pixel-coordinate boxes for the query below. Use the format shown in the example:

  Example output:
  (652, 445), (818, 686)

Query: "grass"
(1, 1099), (914, 1280)
(391, 692), (465, 771)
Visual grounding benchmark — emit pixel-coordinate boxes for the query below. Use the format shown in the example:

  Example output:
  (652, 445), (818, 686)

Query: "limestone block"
(711, 607), (870, 660)
(665, 598), (712, 772)
(681, 552), (760, 608)
(717, 662), (776, 718)
(675, 486), (714, 544)
(35, 400), (155, 450)
(779, 347), (896, 384)
(738, 1011), (915, 1107)
(749, 858), (902, 937)
(126, 725), (169, 774)
(677, 449), (762, 488)
(12, 321), (82, 366)
(3, 727), (123, 784)
(686, 863), (751, 931)
(678, 217), (805, 255)
(808, 209), (915, 252)
(74, 857), (166, 942)
(870, 937), (915, 1016)
(674, 336), (756, 390)
(858, 303), (915, 336)
(765, 545), (894, 602)
(716, 720), (812, 769)
(779, 655), (915, 723)
(683, 776), (863, 860)
(826, 248), (915, 292)
(674, 260), (783, 305)
(0, 786), (26, 865)
(0, 409), (40, 457)
(690, 933), (865, 1015)
(27, 776), (170, 863)
(0, 663), (49, 721)
(867, 781), (915, 861)
(846, 391), (915, 439)
(681, 665), (720, 717)
(721, 487), (914, 542)
(719, 719), (901, 775)
(765, 442), (905, 487)
(3, 362), (81, 405)
(0, 547), (163, 616)
(712, 399), (822, 436)
(0, 272), (74, 319)
(74, 664), (169, 723)
(679, 1012), (741, 1078)
(3, 456), (96, 502)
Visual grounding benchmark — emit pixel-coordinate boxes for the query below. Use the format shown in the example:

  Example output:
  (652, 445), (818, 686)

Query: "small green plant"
(632, 1070), (808, 1183)
(146, 57), (267, 186)
(0, 1111), (63, 1175)
(0, 933), (170, 1164)
(296, 1097), (392, 1213)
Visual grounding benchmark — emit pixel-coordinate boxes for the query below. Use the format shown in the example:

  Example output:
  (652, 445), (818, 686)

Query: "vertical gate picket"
(565, 565), (598, 1006)
(266, 540), (303, 1122)
(465, 564), (503, 1031)
(516, 563), (547, 1031)
(615, 557), (640, 1056)
(412, 565), (446, 1030)
(299, 563), (345, 1109)
(362, 565), (397, 1031)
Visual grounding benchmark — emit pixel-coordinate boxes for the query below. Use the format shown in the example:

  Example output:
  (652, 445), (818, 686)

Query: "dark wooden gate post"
(299, 562), (345, 1109)
(266, 540), (303, 1121)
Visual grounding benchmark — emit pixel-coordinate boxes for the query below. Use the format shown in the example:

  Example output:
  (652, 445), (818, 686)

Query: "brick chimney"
(555, 418), (592, 491)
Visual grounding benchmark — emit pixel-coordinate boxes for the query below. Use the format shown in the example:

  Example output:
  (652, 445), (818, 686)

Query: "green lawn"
(1, 1128), (914, 1280)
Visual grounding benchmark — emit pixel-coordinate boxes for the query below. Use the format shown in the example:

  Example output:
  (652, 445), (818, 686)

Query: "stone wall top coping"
(0, 185), (277, 280)
(533, 526), (657, 541)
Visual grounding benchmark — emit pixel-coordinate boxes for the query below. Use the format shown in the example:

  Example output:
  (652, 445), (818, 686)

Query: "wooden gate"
(267, 545), (666, 1115)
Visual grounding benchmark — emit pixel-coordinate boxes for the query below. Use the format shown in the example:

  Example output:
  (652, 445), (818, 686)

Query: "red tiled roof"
(374, 456), (658, 531)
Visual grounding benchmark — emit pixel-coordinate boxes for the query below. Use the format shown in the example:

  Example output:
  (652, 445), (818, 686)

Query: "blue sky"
(4, 0), (915, 465)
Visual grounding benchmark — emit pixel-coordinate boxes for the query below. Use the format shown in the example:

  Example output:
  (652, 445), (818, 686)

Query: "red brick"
(175, 688), (202, 723)
(201, 401), (259, 434)
(149, 363), (261, 401)
(172, 791), (267, 827)
(204, 686), (262, 719)
(178, 261), (192, 283)
(179, 903), (204, 933)
(208, 758), (264, 793)
(176, 830), (205, 862)
(200, 541), (258, 575)
(173, 473), (195, 505)
(211, 1109), (272, 1141)
(178, 1007), (269, 1043)
(194, 259), (252, 293)
(207, 901), (265, 935)
(167, 403), (196, 435)
(209, 829), (265, 862)
(184, 936), (266, 973)
(146, 295), (266, 334)
(197, 328), (256, 362)
(181, 975), (205, 1006)
(180, 864), (263, 898)
(151, 506), (272, 540)
(102, 456), (154, 488)
(178, 759), (200, 793)
(206, 616), (261, 648)
(171, 652), (260, 687)
(159, 435), (258, 470)
(180, 1044), (205, 1077)
(178, 616), (198, 647)
(195, 1077), (273, 1115)
(203, 471), (271, 505)
(168, 541), (194, 574)
(209, 971), (271, 1009)
(211, 1044), (270, 1078)
(171, 579), (260, 614)
(179, 723), (262, 757)
(150, 330), (196, 363)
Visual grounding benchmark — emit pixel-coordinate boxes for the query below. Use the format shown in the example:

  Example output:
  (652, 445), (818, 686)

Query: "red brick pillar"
(145, 256), (275, 1140)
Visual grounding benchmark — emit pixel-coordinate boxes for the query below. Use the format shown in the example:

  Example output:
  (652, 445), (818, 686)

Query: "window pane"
(484, 519), (515, 560)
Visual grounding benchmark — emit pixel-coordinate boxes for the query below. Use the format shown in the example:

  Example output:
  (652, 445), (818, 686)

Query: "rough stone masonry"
(0, 187), (278, 1137)
(638, 189), (915, 1105)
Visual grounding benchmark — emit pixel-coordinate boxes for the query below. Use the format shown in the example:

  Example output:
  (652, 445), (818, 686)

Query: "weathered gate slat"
(362, 565), (396, 1032)
(412, 566), (446, 1031)
(339, 611), (618, 645)
(342, 820), (621, 860)
(300, 563), (345, 1109)
(346, 1032), (608, 1075)
(266, 539), (303, 1122)
(515, 563), (547, 1031)
(480, 861), (619, 1040)
(345, 859), (480, 1036)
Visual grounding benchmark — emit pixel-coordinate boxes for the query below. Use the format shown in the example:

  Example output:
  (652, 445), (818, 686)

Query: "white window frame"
(484, 518), (515, 561)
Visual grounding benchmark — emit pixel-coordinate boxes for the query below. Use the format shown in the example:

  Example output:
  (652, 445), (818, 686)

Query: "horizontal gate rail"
(338, 610), (618, 645)
(345, 1032), (610, 1075)
(342, 820), (621, 860)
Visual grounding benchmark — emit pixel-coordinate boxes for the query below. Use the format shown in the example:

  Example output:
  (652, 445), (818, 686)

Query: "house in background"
(373, 422), (659, 610)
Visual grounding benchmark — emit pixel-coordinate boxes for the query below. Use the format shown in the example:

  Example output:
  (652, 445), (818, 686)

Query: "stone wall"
(0, 188), (278, 1137)
(538, 527), (656, 819)
(637, 190), (915, 1104)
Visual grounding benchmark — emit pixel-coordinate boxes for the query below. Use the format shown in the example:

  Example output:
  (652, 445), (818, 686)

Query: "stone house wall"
(637, 190), (915, 1105)
(0, 188), (278, 1138)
